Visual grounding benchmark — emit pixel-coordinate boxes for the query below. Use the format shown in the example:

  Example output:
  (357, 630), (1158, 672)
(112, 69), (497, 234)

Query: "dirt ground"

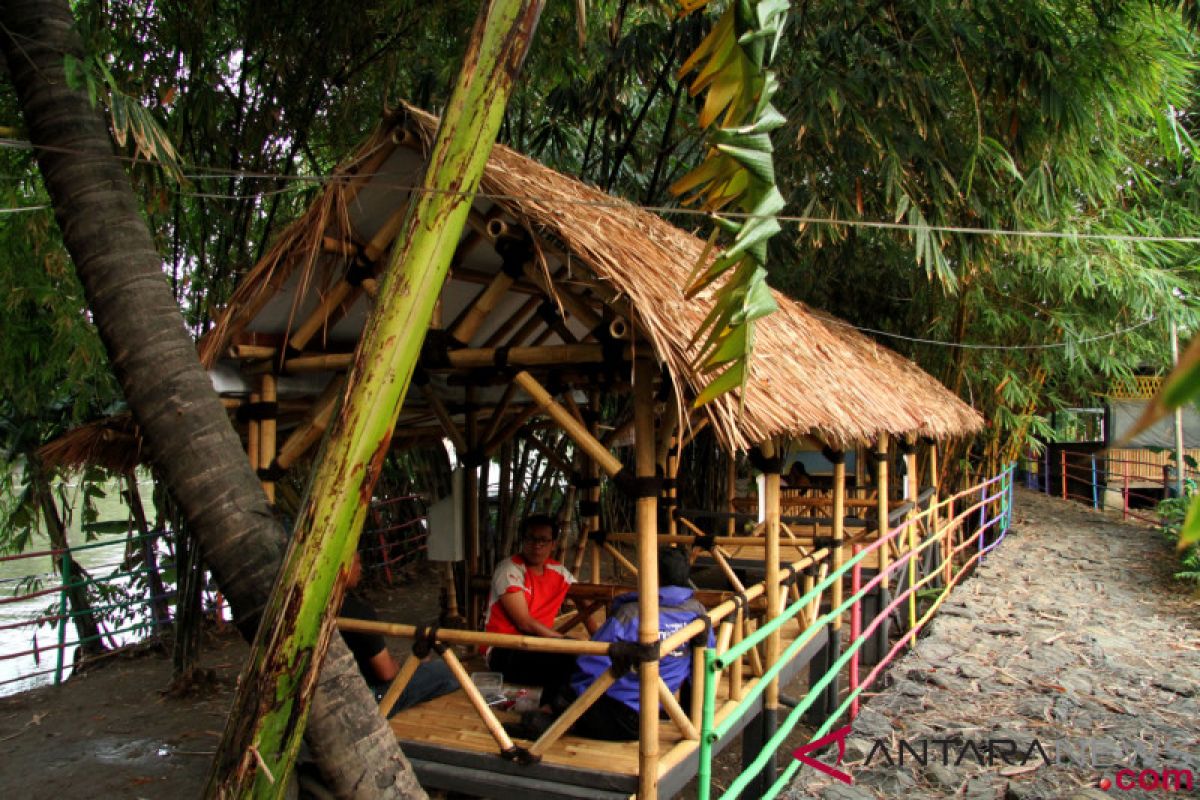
(0, 563), (443, 800)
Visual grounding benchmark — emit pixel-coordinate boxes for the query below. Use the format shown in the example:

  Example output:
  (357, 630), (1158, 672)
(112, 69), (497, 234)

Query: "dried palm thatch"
(202, 103), (981, 450)
(37, 413), (142, 474)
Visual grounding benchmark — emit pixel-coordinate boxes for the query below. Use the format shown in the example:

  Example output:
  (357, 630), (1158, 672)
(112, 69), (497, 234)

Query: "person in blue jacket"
(558, 547), (714, 741)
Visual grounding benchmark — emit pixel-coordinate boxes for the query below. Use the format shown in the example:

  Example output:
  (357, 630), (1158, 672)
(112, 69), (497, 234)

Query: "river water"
(0, 475), (158, 695)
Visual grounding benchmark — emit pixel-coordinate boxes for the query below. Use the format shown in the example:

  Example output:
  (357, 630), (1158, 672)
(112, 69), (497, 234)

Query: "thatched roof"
(199, 103), (980, 450)
(37, 414), (142, 474)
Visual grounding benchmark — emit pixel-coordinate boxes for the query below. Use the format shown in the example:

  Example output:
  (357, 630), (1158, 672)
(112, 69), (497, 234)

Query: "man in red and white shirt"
(484, 514), (579, 695)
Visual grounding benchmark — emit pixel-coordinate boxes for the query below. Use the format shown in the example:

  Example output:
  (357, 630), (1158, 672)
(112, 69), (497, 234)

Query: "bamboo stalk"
(526, 670), (616, 755)
(377, 653), (423, 718)
(522, 431), (574, 477)
(259, 375), (277, 503)
(275, 377), (346, 470)
(230, 344), (278, 360)
(443, 562), (460, 621)
(690, 646), (705, 731)
(731, 611), (744, 701)
(831, 452), (846, 631)
(761, 439), (782, 719)
(634, 358), (660, 800)
(289, 281), (361, 352)
(513, 371), (623, 475)
(450, 270), (516, 345)
(709, 546), (745, 593)
(482, 382), (519, 445)
(438, 645), (515, 752)
(658, 678), (699, 740)
(337, 618), (610, 654)
(603, 541), (639, 576)
(246, 391), (261, 472)
(482, 294), (540, 348)
(876, 435), (890, 590)
(480, 403), (541, 457)
(521, 263), (601, 330)
(420, 384), (468, 453)
(715, 620), (734, 654)
(725, 452), (737, 536)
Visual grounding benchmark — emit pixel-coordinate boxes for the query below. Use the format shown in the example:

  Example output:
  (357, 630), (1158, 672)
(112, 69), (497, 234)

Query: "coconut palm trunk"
(208, 2), (545, 795)
(0, 1), (422, 796)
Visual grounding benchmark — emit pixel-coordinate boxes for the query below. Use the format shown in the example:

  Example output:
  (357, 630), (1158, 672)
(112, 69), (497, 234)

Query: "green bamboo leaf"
(715, 142), (775, 183)
(693, 359), (746, 408)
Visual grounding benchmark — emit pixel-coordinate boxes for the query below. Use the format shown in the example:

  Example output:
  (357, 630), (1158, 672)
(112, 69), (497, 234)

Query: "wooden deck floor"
(388, 624), (831, 799)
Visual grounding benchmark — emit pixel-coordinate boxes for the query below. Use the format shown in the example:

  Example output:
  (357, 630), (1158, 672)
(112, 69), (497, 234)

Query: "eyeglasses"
(525, 537), (555, 546)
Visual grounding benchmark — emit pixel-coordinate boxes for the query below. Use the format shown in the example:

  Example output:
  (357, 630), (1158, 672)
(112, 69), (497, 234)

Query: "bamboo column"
(903, 435), (919, 633)
(246, 392), (261, 477)
(634, 359), (660, 800)
(830, 450), (846, 631)
(464, 388), (481, 626)
(761, 438), (782, 787)
(875, 435), (890, 590)
(259, 375), (277, 504)
(725, 452), (737, 536)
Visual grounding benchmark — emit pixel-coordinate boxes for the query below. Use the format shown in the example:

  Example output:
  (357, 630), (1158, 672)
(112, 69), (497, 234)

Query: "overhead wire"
(2, 135), (1200, 244)
(0, 138), (1184, 351)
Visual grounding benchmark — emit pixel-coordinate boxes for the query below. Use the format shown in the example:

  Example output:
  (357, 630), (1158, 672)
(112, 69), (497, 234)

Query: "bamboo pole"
(450, 270), (516, 345)
(521, 263), (601, 330)
(289, 282), (360, 353)
(875, 435), (890, 590)
(603, 541), (639, 576)
(761, 438), (781, 776)
(465, 388), (481, 616)
(246, 391), (261, 473)
(337, 618), (611, 654)
(482, 382), (519, 444)
(480, 403), (542, 458)
(420, 384), (468, 454)
(526, 671), (617, 755)
(513, 370), (623, 475)
(377, 653), (423, 718)
(690, 645), (705, 730)
(438, 645), (517, 752)
(259, 375), (277, 504)
(831, 450), (846, 631)
(482, 294), (540, 348)
(725, 452), (737, 536)
(275, 377), (346, 471)
(658, 678), (699, 740)
(634, 358), (660, 800)
(731, 611), (745, 700)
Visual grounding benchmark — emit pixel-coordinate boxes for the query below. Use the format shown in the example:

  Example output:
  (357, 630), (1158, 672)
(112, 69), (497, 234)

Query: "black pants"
(569, 692), (641, 741)
(487, 646), (576, 701)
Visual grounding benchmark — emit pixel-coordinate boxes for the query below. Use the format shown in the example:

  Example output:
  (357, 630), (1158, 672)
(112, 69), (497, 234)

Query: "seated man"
(339, 552), (459, 714)
(556, 547), (713, 741)
(484, 514), (579, 699)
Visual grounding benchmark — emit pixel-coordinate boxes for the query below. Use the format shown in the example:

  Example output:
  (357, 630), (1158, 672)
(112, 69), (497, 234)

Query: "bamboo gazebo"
(74, 103), (985, 798)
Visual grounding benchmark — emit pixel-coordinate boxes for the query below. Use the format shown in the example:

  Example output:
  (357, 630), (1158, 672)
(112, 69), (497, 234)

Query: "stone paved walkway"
(786, 488), (1200, 800)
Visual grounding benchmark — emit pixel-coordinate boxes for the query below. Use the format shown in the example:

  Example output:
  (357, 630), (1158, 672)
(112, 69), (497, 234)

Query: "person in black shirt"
(338, 553), (459, 713)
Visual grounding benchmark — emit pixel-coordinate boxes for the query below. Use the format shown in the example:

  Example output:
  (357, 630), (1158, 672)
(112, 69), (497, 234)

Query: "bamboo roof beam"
(418, 382), (467, 454)
(513, 370), (623, 476)
(274, 376), (346, 472)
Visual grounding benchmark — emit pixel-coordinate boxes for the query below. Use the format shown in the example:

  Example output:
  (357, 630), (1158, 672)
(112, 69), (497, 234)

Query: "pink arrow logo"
(791, 725), (854, 785)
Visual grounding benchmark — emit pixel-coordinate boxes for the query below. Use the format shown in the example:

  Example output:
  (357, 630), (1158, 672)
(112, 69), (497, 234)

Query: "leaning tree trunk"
(208, 2), (545, 795)
(0, 2), (420, 796)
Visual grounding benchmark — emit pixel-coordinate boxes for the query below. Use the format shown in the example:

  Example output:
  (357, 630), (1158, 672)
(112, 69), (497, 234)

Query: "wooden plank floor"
(388, 623), (824, 788)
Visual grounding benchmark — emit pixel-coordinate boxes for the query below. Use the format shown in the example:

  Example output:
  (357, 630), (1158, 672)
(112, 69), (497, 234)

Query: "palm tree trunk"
(0, 2), (418, 796)
(208, 2), (545, 794)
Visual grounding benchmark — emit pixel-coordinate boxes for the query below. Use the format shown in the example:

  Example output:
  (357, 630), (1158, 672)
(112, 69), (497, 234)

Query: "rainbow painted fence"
(697, 464), (1014, 800)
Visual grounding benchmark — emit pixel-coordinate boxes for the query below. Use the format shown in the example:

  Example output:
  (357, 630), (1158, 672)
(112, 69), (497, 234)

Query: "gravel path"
(786, 488), (1200, 800)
